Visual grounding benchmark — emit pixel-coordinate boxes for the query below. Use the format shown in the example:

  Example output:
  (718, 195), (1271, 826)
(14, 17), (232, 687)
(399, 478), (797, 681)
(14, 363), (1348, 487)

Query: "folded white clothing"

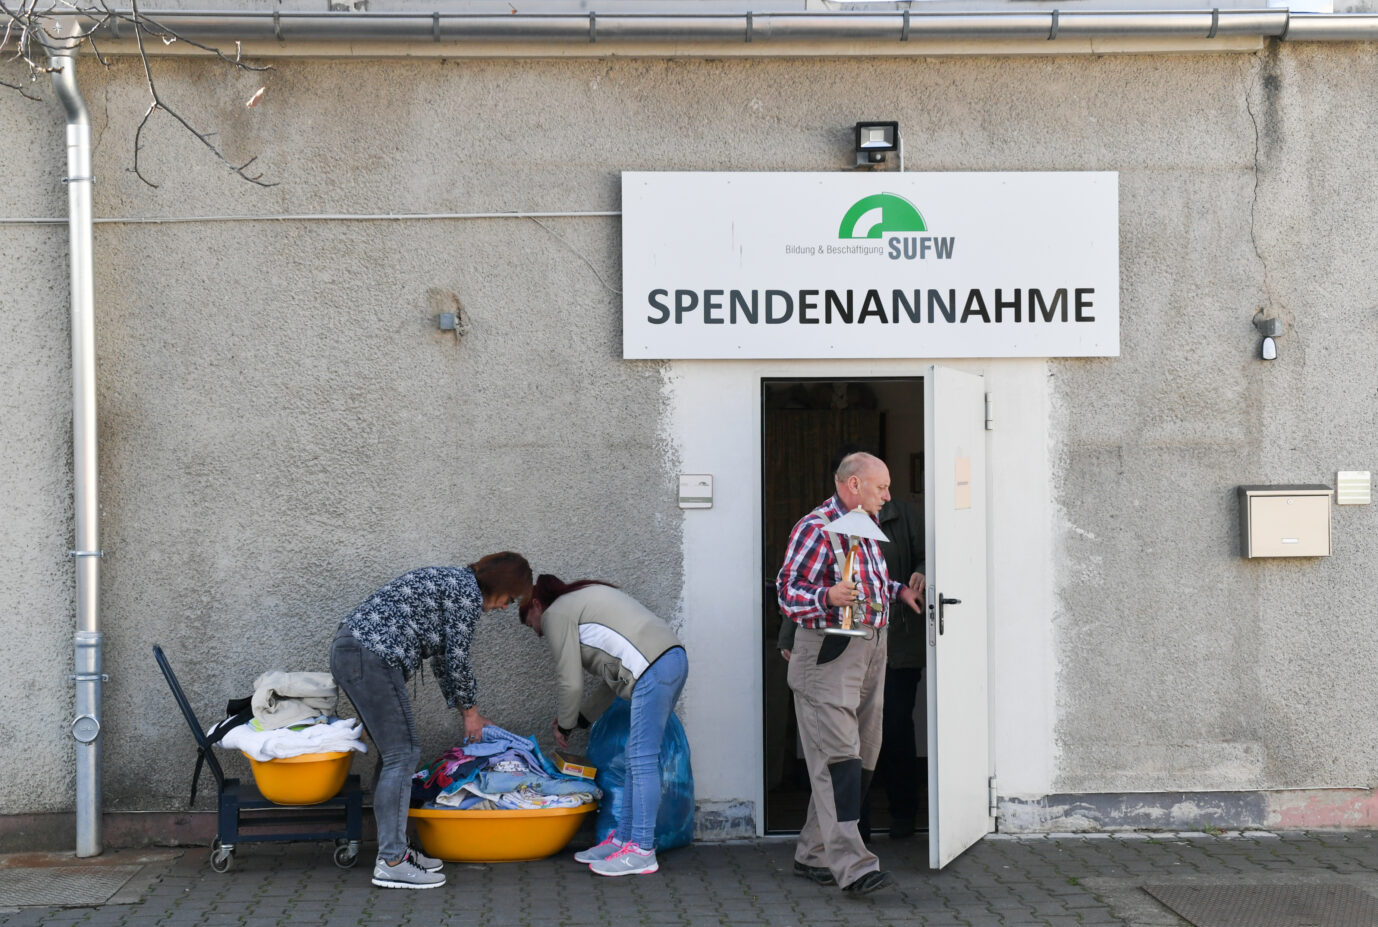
(217, 717), (367, 761)
(251, 670), (339, 731)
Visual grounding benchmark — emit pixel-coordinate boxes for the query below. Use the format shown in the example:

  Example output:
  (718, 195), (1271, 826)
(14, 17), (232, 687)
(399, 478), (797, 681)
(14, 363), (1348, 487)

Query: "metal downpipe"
(47, 41), (104, 859)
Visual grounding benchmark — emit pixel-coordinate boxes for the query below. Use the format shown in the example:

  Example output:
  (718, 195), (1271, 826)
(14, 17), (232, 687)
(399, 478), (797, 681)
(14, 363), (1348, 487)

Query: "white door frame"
(663, 359), (1054, 840)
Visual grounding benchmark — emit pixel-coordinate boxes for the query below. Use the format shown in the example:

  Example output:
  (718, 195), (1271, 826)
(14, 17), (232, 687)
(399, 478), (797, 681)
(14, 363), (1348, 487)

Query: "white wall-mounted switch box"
(1337, 471), (1372, 506)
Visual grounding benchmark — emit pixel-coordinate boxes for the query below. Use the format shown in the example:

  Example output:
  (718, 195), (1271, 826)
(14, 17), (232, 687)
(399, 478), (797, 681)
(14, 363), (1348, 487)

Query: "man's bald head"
(835, 452), (892, 516)
(835, 452), (883, 485)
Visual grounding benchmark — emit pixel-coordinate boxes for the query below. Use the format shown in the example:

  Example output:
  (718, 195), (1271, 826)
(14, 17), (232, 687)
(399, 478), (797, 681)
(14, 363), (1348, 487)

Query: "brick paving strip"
(3, 832), (1378, 926)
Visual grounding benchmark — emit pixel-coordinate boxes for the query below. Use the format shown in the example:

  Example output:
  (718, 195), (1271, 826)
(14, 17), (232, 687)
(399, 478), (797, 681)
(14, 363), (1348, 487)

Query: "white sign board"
(621, 171), (1119, 360)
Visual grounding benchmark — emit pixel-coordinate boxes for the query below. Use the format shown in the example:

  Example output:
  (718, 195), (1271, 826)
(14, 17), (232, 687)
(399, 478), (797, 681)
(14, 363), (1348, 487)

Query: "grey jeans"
(330, 626), (419, 863)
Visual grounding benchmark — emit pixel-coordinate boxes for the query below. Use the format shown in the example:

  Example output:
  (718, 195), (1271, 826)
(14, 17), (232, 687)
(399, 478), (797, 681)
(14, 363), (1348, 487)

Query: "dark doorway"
(761, 377), (929, 835)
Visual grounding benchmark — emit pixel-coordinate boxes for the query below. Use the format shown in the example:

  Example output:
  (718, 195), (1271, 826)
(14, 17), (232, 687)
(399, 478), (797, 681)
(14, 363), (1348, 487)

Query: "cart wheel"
(210, 845), (235, 873)
(333, 843), (359, 869)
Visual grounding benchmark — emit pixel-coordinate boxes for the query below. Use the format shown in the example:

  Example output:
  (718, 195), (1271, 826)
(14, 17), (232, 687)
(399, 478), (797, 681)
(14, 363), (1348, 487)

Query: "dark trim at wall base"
(1000, 789), (1378, 832)
(0, 813), (379, 854)
(1, 803), (754, 853)
(694, 801), (755, 841)
(3, 806), (744, 852)
(998, 791), (1277, 833)
(0, 812), (217, 853)
(9, 789), (1376, 851)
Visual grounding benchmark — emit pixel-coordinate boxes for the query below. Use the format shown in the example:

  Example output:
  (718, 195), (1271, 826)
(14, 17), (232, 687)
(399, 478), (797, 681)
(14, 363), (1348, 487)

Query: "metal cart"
(153, 644), (365, 872)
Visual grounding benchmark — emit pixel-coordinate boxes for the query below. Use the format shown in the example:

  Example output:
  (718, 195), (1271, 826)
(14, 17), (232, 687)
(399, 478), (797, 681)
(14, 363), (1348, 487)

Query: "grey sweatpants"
(787, 624), (887, 889)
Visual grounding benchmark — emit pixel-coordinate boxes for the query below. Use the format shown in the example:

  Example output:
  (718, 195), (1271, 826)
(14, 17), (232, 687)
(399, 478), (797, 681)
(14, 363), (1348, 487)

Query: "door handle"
(937, 596), (961, 636)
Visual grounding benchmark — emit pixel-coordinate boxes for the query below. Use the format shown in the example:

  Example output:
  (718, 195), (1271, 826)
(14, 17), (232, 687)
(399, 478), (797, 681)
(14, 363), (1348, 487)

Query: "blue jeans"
(619, 647), (688, 849)
(330, 627), (419, 863)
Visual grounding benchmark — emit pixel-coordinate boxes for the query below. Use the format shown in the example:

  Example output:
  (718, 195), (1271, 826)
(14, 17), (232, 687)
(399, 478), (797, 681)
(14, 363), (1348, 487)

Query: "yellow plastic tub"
(244, 751), (353, 805)
(408, 803), (597, 863)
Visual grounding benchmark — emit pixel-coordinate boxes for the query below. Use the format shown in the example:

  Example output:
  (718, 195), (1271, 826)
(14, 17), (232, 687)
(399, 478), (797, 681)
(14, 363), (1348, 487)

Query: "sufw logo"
(838, 193), (927, 238)
(838, 192), (955, 260)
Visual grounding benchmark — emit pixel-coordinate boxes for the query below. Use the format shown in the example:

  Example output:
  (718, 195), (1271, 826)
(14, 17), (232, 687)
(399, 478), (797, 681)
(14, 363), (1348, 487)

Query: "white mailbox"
(1237, 485), (1334, 558)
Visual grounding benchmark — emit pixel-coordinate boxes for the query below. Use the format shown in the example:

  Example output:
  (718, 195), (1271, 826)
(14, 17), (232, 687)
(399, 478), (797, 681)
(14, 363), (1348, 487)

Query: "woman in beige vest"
(520, 574), (687, 878)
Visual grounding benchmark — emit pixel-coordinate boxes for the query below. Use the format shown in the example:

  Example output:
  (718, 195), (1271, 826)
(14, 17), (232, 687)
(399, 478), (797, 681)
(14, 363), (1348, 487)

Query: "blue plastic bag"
(585, 698), (694, 852)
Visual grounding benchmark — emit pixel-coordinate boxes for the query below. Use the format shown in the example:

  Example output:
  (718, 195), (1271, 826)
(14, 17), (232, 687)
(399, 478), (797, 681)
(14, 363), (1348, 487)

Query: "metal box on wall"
(1237, 485), (1334, 558)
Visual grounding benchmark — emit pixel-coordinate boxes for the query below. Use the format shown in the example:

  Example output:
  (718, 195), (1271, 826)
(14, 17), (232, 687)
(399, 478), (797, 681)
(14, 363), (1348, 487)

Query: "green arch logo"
(838, 193), (928, 239)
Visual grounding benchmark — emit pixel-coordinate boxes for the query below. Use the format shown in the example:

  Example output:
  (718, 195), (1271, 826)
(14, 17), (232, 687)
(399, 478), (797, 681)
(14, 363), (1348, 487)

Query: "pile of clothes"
(221, 716), (368, 760)
(213, 670), (368, 761)
(411, 726), (599, 811)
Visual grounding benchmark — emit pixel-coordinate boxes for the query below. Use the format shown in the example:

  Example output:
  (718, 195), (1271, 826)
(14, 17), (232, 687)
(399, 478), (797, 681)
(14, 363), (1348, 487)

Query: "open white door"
(924, 364), (991, 870)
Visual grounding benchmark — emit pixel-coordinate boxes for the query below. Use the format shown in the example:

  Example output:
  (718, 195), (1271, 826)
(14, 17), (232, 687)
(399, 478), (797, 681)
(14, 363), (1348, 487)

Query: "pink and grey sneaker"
(589, 841), (659, 877)
(573, 833), (623, 864)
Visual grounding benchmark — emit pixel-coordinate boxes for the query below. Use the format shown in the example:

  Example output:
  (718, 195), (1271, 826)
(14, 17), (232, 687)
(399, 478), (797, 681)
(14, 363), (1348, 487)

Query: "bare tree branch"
(125, 0), (273, 187)
(0, 76), (41, 100)
(84, 32), (110, 68)
(0, 12), (44, 100)
(1, 0), (277, 186)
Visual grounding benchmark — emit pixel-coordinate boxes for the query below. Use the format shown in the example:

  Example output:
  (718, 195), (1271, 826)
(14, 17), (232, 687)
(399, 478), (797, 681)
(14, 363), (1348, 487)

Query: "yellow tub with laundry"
(408, 803), (598, 862)
(244, 751), (354, 805)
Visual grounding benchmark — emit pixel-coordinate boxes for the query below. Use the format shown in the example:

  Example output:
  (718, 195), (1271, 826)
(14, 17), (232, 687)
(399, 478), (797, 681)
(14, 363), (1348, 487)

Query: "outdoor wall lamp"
(1254, 313), (1283, 360)
(855, 121), (901, 170)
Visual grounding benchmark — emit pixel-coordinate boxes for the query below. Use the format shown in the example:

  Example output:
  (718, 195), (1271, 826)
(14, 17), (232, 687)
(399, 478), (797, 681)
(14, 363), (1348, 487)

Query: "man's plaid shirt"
(776, 494), (903, 630)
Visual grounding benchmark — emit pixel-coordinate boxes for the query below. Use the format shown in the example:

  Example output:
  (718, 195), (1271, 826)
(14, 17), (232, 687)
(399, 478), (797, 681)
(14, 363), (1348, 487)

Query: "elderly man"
(776, 451), (924, 895)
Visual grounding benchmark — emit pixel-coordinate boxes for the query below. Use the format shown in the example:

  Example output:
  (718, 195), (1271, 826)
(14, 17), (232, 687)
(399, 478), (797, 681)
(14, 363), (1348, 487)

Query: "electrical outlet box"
(1237, 485), (1333, 558)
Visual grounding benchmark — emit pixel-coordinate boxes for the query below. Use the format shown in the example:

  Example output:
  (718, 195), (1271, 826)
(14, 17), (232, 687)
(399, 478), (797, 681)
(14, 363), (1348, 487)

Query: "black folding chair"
(153, 644), (364, 872)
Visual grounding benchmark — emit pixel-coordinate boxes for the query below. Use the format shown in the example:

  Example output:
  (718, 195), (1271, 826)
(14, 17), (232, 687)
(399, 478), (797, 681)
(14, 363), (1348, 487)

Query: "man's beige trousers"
(787, 624), (887, 888)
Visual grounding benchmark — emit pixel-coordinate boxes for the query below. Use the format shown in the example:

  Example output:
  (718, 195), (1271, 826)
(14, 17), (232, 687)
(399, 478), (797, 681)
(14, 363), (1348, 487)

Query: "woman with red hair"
(331, 551), (532, 889)
(520, 573), (687, 877)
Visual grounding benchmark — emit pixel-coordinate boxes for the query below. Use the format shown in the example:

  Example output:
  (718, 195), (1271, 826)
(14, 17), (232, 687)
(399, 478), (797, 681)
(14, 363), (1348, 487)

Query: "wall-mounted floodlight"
(855, 121), (900, 169)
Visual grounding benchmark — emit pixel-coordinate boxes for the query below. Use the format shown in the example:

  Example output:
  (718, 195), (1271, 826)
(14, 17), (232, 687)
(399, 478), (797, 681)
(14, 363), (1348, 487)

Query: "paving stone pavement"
(7, 830), (1378, 926)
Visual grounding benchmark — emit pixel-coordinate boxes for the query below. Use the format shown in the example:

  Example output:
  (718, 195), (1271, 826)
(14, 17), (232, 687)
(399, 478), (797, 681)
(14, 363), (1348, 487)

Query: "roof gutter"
(38, 8), (1378, 56)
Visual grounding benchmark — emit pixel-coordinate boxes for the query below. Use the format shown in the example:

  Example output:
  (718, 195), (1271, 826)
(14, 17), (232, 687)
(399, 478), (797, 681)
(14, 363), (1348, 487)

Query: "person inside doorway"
(869, 488), (926, 840)
(776, 451), (923, 895)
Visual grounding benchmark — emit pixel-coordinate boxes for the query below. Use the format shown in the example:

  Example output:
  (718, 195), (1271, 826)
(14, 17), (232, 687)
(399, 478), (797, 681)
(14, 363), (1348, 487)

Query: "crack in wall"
(1246, 46), (1286, 322)
(1245, 53), (1271, 316)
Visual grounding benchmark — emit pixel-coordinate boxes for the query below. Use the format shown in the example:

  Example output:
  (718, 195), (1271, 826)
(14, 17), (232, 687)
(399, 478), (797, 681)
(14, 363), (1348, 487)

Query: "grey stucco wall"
(1, 157), (74, 817)
(4, 44), (1378, 817)
(1, 55), (691, 814)
(1052, 45), (1378, 794)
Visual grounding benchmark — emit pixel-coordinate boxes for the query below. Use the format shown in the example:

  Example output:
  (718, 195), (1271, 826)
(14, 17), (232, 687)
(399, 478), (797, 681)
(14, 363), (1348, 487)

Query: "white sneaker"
(371, 856), (446, 889)
(589, 842), (659, 877)
(406, 845), (444, 873)
(573, 833), (623, 864)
